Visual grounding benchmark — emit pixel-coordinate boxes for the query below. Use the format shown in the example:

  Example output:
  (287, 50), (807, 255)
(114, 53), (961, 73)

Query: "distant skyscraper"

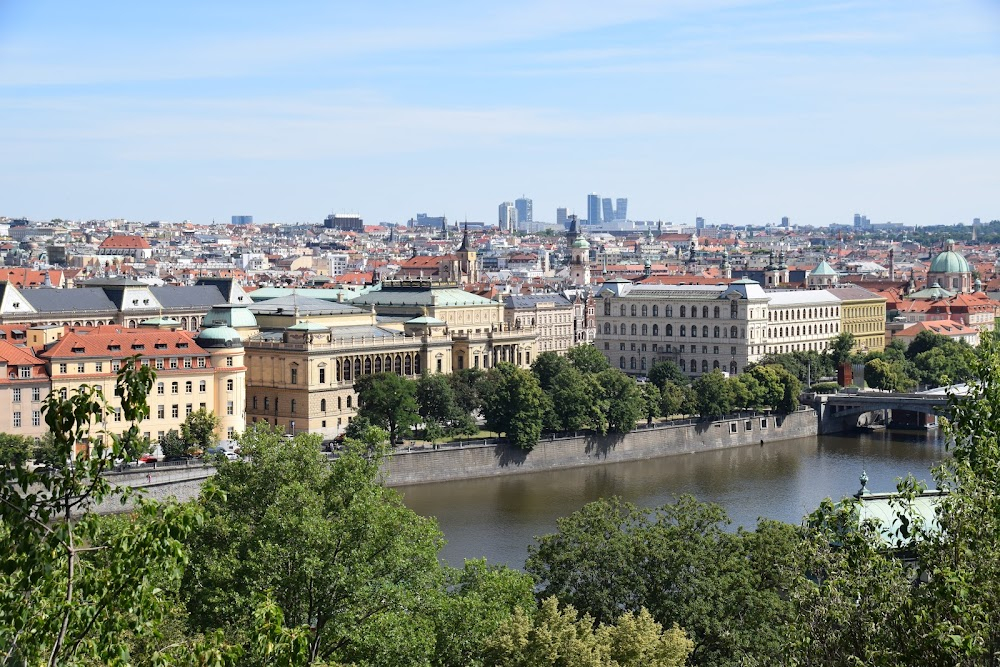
(695, 216), (705, 231)
(602, 198), (613, 224)
(324, 214), (363, 232)
(514, 196), (533, 226)
(556, 207), (569, 229)
(853, 213), (870, 229)
(498, 202), (516, 232)
(587, 194), (602, 226)
(781, 216), (789, 228)
(231, 215), (253, 225)
(615, 198), (628, 221)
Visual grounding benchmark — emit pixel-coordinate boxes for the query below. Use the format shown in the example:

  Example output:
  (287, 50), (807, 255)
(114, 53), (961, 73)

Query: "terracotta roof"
(40, 326), (208, 361)
(898, 320), (978, 337)
(99, 235), (151, 250)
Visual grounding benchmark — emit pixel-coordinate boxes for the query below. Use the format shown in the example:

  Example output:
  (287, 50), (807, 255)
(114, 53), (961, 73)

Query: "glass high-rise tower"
(587, 194), (602, 226)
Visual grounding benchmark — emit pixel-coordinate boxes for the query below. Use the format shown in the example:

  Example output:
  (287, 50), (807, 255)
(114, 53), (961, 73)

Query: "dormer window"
(154, 343), (168, 350)
(132, 299), (138, 305)
(12, 302), (19, 308)
(108, 344), (120, 351)
(19, 367), (30, 379)
(132, 343), (145, 350)
(177, 342), (188, 349)
(71, 346), (85, 354)
(143, 299), (149, 305)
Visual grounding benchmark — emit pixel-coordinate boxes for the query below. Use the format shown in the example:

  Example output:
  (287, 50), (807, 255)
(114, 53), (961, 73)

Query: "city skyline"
(0, 1), (998, 226)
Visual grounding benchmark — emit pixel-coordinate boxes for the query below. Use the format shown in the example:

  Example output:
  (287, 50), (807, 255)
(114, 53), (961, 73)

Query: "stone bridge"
(811, 390), (962, 434)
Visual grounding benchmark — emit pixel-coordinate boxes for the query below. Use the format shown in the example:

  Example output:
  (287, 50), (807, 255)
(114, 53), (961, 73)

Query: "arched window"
(702, 360), (709, 373)
(652, 305), (659, 317)
(666, 324), (673, 336)
(347, 396), (352, 408)
(354, 358), (361, 378)
(641, 305), (648, 317)
(343, 361), (351, 380)
(394, 356), (402, 374)
(691, 326), (697, 338)
(714, 306), (720, 318)
(605, 300), (612, 315)
(731, 301), (738, 318)
(338, 397), (342, 410)
(630, 357), (636, 369)
(604, 323), (612, 334)
(404, 356), (412, 375)
(713, 360), (720, 369)
(620, 323), (627, 335)
(702, 306), (709, 318)
(290, 399), (296, 414)
(730, 361), (738, 375)
(680, 359), (687, 371)
(691, 358), (697, 372)
(680, 305), (686, 317)
(414, 354), (421, 374)
(621, 305), (627, 316)
(336, 360), (342, 381)
(185, 381), (192, 393)
(691, 308), (697, 319)
(641, 324), (648, 335)
(714, 326), (720, 338)
(730, 325), (738, 338)
(620, 356), (626, 369)
(666, 305), (673, 317)
(631, 324), (637, 335)
(652, 324), (659, 336)
(364, 357), (372, 375)
(629, 305), (636, 317)
(375, 357), (383, 373)
(641, 357), (647, 370)
(680, 325), (686, 336)
(320, 399), (327, 412)
(702, 326), (709, 337)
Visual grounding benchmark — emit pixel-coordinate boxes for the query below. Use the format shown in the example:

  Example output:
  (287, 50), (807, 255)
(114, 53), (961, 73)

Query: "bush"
(810, 382), (840, 394)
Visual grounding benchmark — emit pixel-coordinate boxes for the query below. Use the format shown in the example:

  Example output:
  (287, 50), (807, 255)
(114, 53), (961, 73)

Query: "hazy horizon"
(1, 1), (998, 227)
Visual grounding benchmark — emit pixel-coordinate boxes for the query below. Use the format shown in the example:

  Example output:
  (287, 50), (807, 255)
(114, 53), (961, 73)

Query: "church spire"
(458, 220), (470, 252)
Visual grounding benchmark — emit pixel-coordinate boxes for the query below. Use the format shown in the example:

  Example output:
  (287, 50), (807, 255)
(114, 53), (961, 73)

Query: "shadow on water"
(399, 429), (948, 569)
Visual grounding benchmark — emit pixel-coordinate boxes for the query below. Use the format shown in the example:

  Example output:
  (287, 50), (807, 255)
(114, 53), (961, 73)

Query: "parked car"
(138, 454), (159, 465)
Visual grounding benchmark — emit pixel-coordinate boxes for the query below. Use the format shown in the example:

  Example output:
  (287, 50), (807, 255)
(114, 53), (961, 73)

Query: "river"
(398, 429), (947, 568)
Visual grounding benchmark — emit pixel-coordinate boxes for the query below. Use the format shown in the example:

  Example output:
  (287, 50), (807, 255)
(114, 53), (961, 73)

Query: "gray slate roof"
(149, 285), (227, 308)
(21, 287), (117, 313)
(503, 294), (572, 309)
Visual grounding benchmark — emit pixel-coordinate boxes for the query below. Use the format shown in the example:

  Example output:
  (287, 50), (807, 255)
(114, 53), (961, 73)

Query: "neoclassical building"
(926, 240), (972, 293)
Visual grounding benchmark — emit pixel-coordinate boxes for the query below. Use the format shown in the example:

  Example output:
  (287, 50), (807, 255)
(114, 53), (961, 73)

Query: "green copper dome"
(929, 249), (970, 274)
(810, 260), (838, 276)
(196, 326), (242, 349)
(571, 237), (590, 249)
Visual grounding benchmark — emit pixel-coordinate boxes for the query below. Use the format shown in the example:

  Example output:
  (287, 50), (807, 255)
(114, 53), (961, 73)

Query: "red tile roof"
(99, 235), (151, 250)
(40, 326), (208, 361)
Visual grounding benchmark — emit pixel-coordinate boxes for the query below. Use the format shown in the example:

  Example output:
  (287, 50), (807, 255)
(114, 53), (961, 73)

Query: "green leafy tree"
(450, 367), (486, 415)
(742, 364), (786, 409)
(0, 432), (33, 467)
(417, 372), (465, 433)
(30, 432), (61, 466)
(183, 421), (445, 665)
(181, 407), (221, 451)
(485, 596), (693, 667)
(773, 365), (803, 413)
(159, 428), (187, 459)
(0, 356), (210, 666)
(648, 360), (687, 389)
(567, 344), (611, 375)
(659, 381), (693, 418)
(691, 369), (733, 419)
(355, 372), (420, 444)
(598, 369), (643, 433)
(549, 366), (607, 433)
(531, 351), (573, 391)
(480, 362), (546, 449)
(864, 358), (915, 392)
(639, 382), (662, 425)
(827, 331), (856, 367)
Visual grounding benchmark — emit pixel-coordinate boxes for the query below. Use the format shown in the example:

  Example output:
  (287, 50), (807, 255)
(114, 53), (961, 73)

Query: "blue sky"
(0, 0), (998, 227)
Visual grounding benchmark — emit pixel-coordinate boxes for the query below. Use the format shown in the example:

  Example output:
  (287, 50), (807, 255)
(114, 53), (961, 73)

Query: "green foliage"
(485, 597), (693, 667)
(638, 383), (662, 425)
(648, 360), (687, 389)
(810, 381), (841, 393)
(691, 369), (733, 418)
(450, 367), (486, 415)
(903, 330), (976, 387)
(827, 331), (856, 366)
(531, 351), (572, 391)
(181, 407), (221, 451)
(0, 432), (33, 467)
(659, 381), (693, 418)
(548, 366), (608, 433)
(0, 356), (209, 666)
(527, 496), (801, 666)
(566, 344), (611, 375)
(757, 349), (834, 384)
(183, 421), (445, 664)
(416, 372), (471, 436)
(159, 428), (188, 459)
(864, 357), (915, 392)
(29, 432), (61, 466)
(354, 372), (420, 444)
(480, 362), (546, 449)
(597, 369), (643, 434)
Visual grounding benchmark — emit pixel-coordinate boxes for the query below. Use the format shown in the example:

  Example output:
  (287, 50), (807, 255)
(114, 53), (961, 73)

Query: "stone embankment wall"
(87, 409), (818, 509)
(384, 408), (818, 486)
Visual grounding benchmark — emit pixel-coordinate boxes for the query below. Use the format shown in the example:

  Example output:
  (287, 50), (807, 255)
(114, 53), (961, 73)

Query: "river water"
(398, 429), (947, 568)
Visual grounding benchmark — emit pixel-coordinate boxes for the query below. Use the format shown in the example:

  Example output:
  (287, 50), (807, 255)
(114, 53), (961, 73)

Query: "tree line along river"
(399, 428), (947, 568)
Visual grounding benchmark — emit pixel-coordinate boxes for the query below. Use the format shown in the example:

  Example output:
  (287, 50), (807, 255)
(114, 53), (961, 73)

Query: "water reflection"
(399, 429), (946, 568)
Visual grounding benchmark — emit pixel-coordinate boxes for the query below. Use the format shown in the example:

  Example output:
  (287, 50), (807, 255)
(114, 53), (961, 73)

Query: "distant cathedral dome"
(929, 240), (971, 274)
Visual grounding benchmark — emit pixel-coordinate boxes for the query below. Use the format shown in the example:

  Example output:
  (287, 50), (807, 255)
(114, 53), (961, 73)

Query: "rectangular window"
(32, 411), (40, 427)
(13, 412), (20, 428)
(170, 358), (178, 369)
(156, 359), (164, 370)
(31, 388), (40, 402)
(200, 403), (206, 411)
(253, 396), (258, 410)
(199, 381), (206, 393)
(198, 357), (206, 368)
(227, 401), (234, 416)
(112, 360), (120, 372)
(19, 367), (30, 379)
(77, 363), (85, 374)
(157, 405), (165, 419)
(760, 418), (768, 429)
(186, 404), (193, 416)
(226, 379), (234, 391)
(58, 363), (67, 374)
(114, 408), (122, 422)
(745, 420), (752, 431)
(318, 368), (325, 384)
(729, 422), (737, 434)
(184, 358), (192, 369)
(171, 405), (179, 418)
(95, 362), (103, 373)
(171, 382), (178, 394)
(226, 357), (233, 367)
(12, 388), (20, 403)
(290, 368), (298, 385)
(157, 382), (164, 395)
